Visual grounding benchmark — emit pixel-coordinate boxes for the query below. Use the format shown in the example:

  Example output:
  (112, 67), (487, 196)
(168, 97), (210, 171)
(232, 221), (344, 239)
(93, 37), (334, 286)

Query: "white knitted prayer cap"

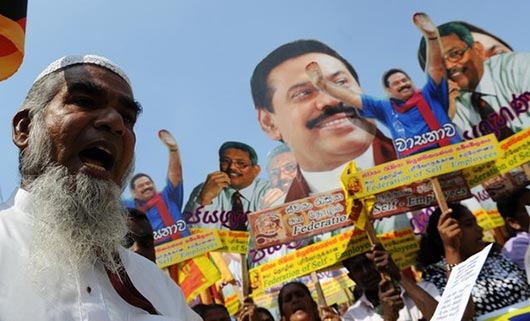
(34, 54), (131, 87)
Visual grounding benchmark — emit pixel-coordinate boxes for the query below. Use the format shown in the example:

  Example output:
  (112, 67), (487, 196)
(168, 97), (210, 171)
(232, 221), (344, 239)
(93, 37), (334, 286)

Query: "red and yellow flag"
(0, 0), (27, 80)
(177, 255), (221, 303)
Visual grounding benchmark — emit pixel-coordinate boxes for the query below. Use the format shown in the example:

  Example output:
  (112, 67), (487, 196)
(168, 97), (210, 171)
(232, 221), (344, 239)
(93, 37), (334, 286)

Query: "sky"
(1, 0), (528, 202)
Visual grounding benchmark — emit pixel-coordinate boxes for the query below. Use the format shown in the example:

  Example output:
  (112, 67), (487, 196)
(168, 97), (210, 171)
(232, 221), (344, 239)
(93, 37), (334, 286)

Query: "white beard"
(28, 165), (128, 275)
(21, 112), (130, 277)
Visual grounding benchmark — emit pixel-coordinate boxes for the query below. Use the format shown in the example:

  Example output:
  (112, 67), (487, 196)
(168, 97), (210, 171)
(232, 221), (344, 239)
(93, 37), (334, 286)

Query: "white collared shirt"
(453, 52), (530, 139)
(0, 189), (201, 321)
(300, 145), (374, 196)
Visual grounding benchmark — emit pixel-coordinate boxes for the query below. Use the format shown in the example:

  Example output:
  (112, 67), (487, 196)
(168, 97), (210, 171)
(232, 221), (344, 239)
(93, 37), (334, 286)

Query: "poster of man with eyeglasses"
(416, 21), (530, 201)
(184, 141), (270, 231)
(418, 22), (530, 141)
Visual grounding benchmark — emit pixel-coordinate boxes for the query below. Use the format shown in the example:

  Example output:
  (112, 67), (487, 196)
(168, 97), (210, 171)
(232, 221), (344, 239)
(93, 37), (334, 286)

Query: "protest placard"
(248, 190), (353, 250)
(249, 227), (418, 294)
(155, 230), (223, 268)
(191, 228), (250, 253)
(463, 127), (530, 187)
(343, 134), (500, 199)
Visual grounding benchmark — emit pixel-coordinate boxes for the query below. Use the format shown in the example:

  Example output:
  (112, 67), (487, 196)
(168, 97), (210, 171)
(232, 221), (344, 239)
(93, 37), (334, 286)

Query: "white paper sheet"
(431, 243), (493, 321)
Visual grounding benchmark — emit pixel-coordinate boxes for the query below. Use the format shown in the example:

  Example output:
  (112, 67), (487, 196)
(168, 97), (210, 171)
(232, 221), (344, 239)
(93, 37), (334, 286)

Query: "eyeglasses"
(269, 162), (297, 177)
(444, 44), (472, 63)
(220, 158), (252, 169)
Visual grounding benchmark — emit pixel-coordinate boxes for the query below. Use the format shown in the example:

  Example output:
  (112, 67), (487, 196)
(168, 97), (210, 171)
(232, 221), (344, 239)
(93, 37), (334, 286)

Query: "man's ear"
(252, 164), (261, 177)
(257, 109), (282, 141)
(506, 217), (522, 231)
(472, 41), (486, 60)
(12, 109), (31, 149)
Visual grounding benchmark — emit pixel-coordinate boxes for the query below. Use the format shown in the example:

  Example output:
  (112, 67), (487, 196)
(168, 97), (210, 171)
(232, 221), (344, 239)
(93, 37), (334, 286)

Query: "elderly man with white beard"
(0, 55), (201, 321)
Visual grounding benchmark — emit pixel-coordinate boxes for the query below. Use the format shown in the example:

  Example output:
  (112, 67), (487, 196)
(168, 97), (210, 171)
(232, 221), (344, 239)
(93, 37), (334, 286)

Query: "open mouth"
(79, 146), (115, 172)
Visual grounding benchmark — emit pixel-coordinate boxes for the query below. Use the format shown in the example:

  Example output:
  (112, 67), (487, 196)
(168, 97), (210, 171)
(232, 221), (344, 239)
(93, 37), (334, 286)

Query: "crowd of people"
(1, 11), (529, 321)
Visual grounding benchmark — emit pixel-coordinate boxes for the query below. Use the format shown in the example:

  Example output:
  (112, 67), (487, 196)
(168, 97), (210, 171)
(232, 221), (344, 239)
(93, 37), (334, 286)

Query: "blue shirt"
(123, 178), (190, 244)
(361, 76), (461, 158)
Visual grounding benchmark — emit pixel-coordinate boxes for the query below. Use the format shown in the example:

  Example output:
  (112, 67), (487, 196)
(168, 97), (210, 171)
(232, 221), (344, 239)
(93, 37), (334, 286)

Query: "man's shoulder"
(190, 181), (206, 192)
(508, 232), (530, 246)
(0, 204), (18, 234)
(0, 189), (29, 226)
(362, 94), (391, 109)
(253, 178), (271, 189)
(488, 52), (530, 72)
(121, 248), (177, 291)
(121, 198), (136, 208)
(343, 297), (369, 320)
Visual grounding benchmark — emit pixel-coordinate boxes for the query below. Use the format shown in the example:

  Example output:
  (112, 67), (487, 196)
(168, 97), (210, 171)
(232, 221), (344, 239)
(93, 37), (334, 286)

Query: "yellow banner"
(474, 208), (505, 231)
(220, 284), (242, 316)
(249, 227), (418, 294)
(191, 228), (249, 253)
(379, 229), (420, 258)
(250, 273), (355, 312)
(463, 127), (530, 187)
(249, 229), (368, 295)
(343, 134), (500, 199)
(320, 272), (355, 305)
(252, 291), (277, 312)
(155, 230), (223, 268)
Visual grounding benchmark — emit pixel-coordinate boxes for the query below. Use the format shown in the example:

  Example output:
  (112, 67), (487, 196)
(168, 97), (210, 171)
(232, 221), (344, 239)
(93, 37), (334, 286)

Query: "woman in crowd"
(417, 203), (530, 319)
(278, 282), (342, 321)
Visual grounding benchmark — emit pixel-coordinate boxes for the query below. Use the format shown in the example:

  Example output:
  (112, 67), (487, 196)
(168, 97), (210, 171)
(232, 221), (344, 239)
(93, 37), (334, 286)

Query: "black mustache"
(399, 85), (412, 92)
(306, 103), (359, 129)
(224, 169), (241, 176)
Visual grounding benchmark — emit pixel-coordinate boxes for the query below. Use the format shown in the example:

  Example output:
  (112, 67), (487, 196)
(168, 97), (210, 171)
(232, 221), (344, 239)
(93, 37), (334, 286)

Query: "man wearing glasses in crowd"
(418, 22), (530, 140)
(260, 144), (298, 209)
(184, 141), (270, 231)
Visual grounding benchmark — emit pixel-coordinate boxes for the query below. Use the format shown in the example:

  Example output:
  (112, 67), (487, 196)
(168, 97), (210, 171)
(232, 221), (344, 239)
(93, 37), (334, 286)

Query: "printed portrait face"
(219, 147), (260, 190)
(267, 151), (297, 192)
(132, 175), (156, 201)
(441, 33), (485, 91)
(471, 32), (512, 58)
(385, 72), (415, 101)
(258, 53), (376, 171)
